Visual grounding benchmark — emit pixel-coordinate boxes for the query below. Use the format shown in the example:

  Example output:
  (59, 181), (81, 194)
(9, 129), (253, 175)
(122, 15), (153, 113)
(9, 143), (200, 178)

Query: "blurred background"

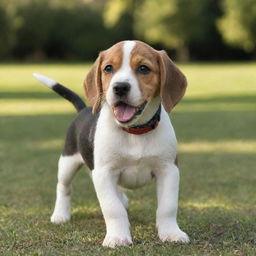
(1, 0), (256, 62)
(1, 1), (256, 255)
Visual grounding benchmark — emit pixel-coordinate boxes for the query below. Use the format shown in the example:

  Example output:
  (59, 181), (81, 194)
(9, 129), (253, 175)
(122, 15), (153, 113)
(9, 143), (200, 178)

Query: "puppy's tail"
(33, 73), (86, 112)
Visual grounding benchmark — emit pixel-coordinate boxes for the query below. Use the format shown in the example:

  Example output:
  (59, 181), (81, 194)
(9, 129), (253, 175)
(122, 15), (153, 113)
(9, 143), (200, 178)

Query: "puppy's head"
(84, 40), (187, 125)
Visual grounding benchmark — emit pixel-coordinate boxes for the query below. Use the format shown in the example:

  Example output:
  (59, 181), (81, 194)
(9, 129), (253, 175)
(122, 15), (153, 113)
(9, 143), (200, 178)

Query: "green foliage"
(135, 0), (223, 60)
(104, 0), (132, 27)
(0, 0), (255, 60)
(0, 0), (132, 61)
(0, 62), (256, 255)
(104, 0), (230, 61)
(218, 0), (256, 52)
(0, 2), (16, 58)
(12, 0), (112, 60)
(14, 1), (54, 59)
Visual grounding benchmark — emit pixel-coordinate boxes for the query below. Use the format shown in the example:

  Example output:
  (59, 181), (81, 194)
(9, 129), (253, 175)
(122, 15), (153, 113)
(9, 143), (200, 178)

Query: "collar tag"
(122, 105), (161, 135)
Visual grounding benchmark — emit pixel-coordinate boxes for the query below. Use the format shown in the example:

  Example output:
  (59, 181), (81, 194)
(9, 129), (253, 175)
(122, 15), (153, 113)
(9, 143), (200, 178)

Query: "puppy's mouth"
(113, 101), (147, 123)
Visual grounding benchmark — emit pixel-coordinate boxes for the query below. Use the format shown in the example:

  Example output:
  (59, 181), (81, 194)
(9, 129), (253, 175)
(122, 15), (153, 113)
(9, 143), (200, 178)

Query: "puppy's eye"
(137, 65), (151, 74)
(104, 65), (113, 74)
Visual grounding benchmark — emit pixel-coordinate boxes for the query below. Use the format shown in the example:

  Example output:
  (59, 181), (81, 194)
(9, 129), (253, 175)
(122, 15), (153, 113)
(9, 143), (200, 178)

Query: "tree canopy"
(0, 0), (255, 61)
(218, 0), (256, 54)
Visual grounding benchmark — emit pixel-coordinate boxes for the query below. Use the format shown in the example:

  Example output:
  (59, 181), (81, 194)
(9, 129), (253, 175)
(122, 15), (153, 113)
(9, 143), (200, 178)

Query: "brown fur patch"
(130, 41), (161, 100)
(158, 50), (187, 112)
(100, 42), (124, 94)
(84, 55), (103, 113)
(84, 42), (124, 113)
(131, 41), (187, 112)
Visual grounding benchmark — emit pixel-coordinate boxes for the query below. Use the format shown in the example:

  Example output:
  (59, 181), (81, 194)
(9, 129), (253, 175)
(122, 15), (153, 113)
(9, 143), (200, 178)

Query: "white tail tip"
(33, 73), (57, 88)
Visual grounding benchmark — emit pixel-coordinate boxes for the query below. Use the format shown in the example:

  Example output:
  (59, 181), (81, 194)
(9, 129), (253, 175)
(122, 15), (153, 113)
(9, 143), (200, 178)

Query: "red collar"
(122, 105), (161, 135)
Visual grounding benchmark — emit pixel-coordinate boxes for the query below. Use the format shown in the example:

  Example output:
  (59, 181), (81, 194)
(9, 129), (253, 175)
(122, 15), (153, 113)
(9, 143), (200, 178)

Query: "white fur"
(51, 153), (84, 224)
(33, 73), (57, 88)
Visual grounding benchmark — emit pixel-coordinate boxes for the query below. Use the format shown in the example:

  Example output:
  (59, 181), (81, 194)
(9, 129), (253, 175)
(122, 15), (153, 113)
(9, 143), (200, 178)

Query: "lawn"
(0, 62), (256, 255)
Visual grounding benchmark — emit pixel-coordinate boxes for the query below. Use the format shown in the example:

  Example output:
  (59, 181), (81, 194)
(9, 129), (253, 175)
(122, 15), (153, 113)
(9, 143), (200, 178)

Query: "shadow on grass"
(0, 113), (74, 143)
(172, 111), (256, 142)
(2, 92), (256, 103)
(0, 91), (84, 99)
(182, 94), (256, 104)
(2, 109), (255, 144)
(1, 91), (60, 99)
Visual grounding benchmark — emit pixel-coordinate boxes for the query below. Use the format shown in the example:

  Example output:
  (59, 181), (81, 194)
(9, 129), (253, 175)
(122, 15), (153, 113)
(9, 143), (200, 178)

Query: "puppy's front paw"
(159, 229), (190, 243)
(50, 211), (70, 224)
(103, 235), (132, 248)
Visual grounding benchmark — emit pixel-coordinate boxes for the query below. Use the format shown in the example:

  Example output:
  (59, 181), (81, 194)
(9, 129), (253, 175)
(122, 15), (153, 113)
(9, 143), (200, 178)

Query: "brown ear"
(84, 53), (103, 113)
(158, 50), (187, 112)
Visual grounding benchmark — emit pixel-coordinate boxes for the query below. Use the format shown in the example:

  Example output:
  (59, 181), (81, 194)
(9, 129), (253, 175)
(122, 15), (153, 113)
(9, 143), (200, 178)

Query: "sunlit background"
(0, 0), (256, 255)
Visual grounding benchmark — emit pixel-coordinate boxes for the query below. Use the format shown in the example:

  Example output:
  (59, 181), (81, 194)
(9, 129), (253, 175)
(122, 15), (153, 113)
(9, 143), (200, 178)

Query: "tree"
(103, 0), (136, 40)
(218, 0), (256, 55)
(104, 0), (223, 61)
(137, 0), (225, 61)
(0, 1), (17, 59)
(10, 0), (113, 60)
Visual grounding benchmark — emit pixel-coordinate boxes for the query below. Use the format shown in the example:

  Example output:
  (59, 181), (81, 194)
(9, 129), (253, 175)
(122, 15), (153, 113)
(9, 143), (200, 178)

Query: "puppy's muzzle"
(113, 82), (131, 97)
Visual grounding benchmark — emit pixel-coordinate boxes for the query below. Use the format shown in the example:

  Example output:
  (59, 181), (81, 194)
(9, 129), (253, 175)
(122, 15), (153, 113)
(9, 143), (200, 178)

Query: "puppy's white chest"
(94, 106), (178, 189)
(118, 159), (154, 189)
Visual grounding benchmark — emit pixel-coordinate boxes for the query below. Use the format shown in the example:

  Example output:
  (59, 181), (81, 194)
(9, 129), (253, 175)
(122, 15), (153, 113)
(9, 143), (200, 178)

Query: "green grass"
(0, 62), (256, 255)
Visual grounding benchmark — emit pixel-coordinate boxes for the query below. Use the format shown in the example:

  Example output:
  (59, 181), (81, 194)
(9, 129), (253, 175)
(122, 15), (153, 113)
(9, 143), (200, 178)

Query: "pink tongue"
(114, 103), (136, 122)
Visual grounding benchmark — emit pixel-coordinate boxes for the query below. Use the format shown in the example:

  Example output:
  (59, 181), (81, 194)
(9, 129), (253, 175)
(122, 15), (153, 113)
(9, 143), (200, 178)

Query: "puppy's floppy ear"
(158, 50), (187, 112)
(84, 53), (103, 113)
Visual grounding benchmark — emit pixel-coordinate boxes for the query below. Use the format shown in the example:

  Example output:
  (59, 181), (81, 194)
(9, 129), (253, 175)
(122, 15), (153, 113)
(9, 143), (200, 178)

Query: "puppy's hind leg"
(51, 153), (84, 224)
(117, 186), (129, 209)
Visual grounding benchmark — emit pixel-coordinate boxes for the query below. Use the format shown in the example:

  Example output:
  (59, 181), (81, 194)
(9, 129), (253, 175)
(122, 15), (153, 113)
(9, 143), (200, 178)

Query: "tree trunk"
(176, 43), (190, 62)
(253, 49), (256, 60)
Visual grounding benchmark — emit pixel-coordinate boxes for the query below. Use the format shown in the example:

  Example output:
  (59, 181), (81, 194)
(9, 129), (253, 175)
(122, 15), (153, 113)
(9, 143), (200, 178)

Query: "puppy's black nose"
(113, 82), (131, 97)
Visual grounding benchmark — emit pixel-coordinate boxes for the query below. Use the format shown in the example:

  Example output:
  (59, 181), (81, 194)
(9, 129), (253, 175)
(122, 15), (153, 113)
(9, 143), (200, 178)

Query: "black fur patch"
(52, 83), (86, 112)
(62, 107), (99, 170)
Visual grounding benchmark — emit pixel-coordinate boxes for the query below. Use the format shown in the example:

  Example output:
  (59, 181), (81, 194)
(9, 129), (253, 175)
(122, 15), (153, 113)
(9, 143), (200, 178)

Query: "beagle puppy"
(33, 40), (189, 248)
